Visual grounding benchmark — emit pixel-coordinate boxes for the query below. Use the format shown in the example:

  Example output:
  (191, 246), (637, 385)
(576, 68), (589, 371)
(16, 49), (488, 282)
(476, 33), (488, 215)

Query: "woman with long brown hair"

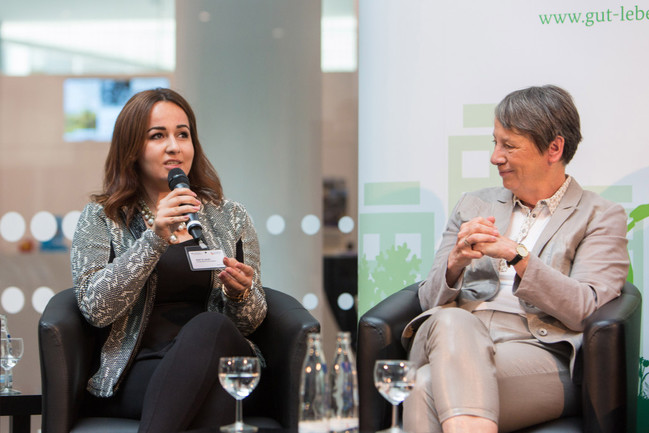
(71, 88), (266, 432)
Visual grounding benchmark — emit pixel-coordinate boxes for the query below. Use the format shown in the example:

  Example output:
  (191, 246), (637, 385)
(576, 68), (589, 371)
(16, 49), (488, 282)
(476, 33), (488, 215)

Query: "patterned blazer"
(71, 199), (266, 397)
(402, 179), (629, 373)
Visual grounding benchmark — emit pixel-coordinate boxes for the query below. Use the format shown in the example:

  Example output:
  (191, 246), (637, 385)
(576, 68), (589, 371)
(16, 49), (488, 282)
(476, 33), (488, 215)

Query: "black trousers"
(84, 311), (255, 433)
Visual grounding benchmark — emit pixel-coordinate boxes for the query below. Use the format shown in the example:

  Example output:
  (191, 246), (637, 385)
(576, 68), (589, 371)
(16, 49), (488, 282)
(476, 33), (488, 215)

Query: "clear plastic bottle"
(328, 332), (359, 433)
(299, 332), (329, 433)
(0, 314), (11, 390)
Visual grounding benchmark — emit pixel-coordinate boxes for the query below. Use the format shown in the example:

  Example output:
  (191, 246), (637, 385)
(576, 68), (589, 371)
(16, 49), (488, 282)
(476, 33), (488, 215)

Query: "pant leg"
(82, 357), (160, 420)
(403, 308), (578, 433)
(138, 311), (255, 433)
(486, 312), (579, 432)
(403, 364), (443, 433)
(403, 308), (498, 433)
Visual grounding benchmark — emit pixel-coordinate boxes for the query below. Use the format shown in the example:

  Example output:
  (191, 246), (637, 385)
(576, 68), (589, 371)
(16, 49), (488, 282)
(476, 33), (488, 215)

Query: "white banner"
(358, 0), (649, 425)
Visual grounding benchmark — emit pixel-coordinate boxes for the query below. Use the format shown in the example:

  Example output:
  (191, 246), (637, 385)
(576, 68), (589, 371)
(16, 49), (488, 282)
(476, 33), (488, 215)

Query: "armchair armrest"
(581, 281), (642, 433)
(38, 288), (98, 433)
(245, 287), (320, 428)
(357, 282), (423, 433)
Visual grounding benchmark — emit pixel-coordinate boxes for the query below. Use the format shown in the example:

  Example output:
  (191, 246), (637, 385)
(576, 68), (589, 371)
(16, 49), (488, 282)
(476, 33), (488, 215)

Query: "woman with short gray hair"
(402, 85), (628, 432)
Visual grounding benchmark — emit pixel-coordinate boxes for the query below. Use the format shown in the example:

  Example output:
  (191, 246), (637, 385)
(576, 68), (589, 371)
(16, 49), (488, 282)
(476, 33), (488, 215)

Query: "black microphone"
(167, 168), (204, 240)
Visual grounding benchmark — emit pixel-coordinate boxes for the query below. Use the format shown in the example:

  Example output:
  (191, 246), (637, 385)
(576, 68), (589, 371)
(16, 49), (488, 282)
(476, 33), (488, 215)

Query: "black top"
(138, 239), (212, 357)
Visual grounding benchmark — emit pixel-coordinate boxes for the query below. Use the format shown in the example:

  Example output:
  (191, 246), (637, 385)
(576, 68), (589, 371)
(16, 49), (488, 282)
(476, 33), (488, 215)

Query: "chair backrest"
(38, 288), (96, 433)
(244, 287), (320, 427)
(580, 280), (642, 432)
(357, 282), (421, 432)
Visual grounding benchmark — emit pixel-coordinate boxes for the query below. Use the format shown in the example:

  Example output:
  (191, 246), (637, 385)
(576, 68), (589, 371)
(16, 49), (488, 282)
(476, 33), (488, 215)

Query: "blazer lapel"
(532, 179), (583, 255)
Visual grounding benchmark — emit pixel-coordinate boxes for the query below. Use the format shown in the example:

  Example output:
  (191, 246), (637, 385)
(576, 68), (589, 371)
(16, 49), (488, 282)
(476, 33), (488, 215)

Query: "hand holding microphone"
(167, 168), (204, 240)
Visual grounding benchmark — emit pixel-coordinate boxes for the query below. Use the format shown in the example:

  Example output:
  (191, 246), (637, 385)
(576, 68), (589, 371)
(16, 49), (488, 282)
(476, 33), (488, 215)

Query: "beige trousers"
(402, 308), (578, 433)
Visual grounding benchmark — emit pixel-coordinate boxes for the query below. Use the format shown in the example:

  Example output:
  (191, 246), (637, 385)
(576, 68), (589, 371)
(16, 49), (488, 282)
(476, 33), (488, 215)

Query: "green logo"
(358, 211), (434, 316)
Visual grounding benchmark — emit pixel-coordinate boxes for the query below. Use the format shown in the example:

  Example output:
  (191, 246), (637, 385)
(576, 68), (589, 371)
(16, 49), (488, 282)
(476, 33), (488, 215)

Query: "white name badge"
(185, 246), (225, 271)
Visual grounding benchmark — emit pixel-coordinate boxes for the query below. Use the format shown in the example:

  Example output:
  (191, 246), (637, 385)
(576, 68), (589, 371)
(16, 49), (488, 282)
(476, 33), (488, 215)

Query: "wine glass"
(218, 356), (261, 433)
(374, 359), (416, 433)
(1, 337), (24, 395)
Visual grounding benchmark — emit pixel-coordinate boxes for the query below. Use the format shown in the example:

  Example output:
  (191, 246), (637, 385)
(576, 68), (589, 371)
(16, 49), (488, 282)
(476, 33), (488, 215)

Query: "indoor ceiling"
(0, 0), (355, 22)
(0, 0), (174, 21)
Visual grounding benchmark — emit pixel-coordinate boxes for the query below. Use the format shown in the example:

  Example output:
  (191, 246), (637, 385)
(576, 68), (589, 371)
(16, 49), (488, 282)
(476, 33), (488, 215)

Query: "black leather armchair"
(39, 287), (320, 433)
(357, 281), (642, 433)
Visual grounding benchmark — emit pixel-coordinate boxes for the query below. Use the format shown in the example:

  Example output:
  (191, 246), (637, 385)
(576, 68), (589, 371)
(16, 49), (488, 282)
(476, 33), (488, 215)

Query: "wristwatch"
(506, 243), (529, 267)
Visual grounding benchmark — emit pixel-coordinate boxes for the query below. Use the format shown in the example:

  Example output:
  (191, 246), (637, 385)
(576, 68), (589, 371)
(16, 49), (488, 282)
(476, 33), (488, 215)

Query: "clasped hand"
(447, 216), (518, 278)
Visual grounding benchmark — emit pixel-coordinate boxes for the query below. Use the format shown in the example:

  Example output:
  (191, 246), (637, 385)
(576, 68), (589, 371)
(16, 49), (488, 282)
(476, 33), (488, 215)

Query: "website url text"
(540, 5), (649, 27)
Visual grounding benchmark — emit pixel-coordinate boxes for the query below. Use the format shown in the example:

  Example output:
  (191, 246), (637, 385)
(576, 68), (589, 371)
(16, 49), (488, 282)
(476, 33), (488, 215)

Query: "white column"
(175, 0), (324, 315)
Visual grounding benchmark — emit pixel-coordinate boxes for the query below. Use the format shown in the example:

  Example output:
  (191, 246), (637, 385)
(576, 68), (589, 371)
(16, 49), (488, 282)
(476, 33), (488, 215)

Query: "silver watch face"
(516, 244), (529, 257)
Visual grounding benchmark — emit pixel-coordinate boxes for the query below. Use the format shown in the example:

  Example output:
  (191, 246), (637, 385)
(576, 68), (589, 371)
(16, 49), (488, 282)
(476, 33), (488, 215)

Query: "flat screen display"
(63, 77), (170, 142)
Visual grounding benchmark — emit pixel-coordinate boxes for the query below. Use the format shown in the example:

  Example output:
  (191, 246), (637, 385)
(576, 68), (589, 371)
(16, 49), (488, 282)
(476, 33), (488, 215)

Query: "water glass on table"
(374, 359), (416, 433)
(1, 337), (24, 395)
(218, 356), (260, 433)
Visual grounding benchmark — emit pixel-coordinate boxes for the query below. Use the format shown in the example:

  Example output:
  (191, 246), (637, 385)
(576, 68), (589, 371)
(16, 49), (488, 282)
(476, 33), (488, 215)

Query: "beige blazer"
(402, 179), (629, 372)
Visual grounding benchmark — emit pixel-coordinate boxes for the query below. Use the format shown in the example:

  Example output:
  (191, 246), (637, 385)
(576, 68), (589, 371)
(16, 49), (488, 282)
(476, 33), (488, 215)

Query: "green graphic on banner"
(627, 204), (649, 286)
(364, 181), (420, 206)
(585, 185), (633, 203)
(358, 211), (435, 316)
(463, 104), (496, 128)
(640, 358), (649, 423)
(448, 135), (501, 210)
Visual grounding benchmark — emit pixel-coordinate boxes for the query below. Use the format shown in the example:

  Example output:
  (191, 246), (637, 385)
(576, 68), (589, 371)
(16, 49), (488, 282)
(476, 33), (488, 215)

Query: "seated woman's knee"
(182, 312), (237, 340)
(427, 308), (477, 336)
